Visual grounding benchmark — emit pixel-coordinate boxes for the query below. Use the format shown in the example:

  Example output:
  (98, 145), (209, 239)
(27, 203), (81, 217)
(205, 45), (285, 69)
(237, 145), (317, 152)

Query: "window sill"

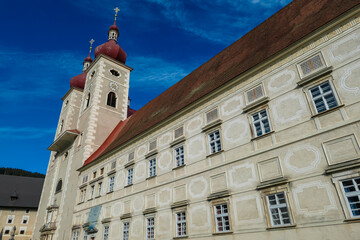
(325, 158), (360, 174)
(251, 131), (274, 141)
(95, 195), (101, 199)
(266, 224), (296, 230)
(206, 150), (224, 158)
(173, 236), (188, 239)
(89, 175), (104, 184)
(170, 136), (186, 147)
(243, 97), (269, 113)
(173, 164), (186, 171)
(146, 175), (157, 180)
(212, 231), (233, 235)
(145, 150), (158, 159)
(107, 190), (114, 195)
(88, 198), (93, 201)
(107, 169), (116, 176)
(202, 119), (223, 132)
(344, 217), (360, 223)
(297, 66), (333, 86)
(124, 184), (133, 188)
(311, 104), (344, 118)
(124, 160), (135, 168)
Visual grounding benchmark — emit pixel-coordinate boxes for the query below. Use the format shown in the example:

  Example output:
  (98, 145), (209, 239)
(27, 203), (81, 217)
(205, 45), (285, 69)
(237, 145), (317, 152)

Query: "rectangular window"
(22, 216), (29, 224)
(7, 215), (14, 224)
(128, 152), (135, 161)
(19, 227), (26, 234)
(266, 192), (291, 226)
(127, 168), (133, 185)
(214, 204), (230, 233)
(176, 212), (187, 237)
(206, 109), (218, 123)
(72, 230), (79, 240)
(208, 130), (222, 154)
(103, 225), (109, 240)
(149, 140), (157, 151)
(111, 161), (116, 170)
(4, 227), (11, 235)
(149, 158), (156, 177)
(341, 177), (360, 218)
(83, 231), (88, 240)
(309, 81), (338, 114)
(109, 176), (115, 192)
(80, 189), (86, 203)
(252, 109), (271, 137)
(247, 85), (264, 103)
(146, 217), (155, 240)
(82, 175), (88, 184)
(299, 53), (325, 76)
(100, 168), (104, 175)
(123, 222), (130, 240)
(90, 185), (95, 199)
(98, 182), (102, 196)
(174, 126), (184, 139)
(175, 146), (185, 167)
(93, 171), (97, 179)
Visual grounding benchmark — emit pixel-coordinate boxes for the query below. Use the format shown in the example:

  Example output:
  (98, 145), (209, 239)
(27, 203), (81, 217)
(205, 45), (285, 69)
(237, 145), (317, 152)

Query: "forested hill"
(0, 167), (45, 178)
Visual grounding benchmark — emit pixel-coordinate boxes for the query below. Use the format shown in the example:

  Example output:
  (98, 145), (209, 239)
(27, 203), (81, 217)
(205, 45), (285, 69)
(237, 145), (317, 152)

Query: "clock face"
(109, 82), (119, 91)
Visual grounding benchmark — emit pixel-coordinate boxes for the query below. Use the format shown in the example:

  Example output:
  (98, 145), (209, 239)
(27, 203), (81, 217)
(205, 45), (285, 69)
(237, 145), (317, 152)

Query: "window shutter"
(174, 126), (184, 139)
(300, 54), (324, 76)
(206, 109), (218, 123)
(149, 141), (157, 151)
(128, 152), (134, 161)
(247, 85), (264, 103)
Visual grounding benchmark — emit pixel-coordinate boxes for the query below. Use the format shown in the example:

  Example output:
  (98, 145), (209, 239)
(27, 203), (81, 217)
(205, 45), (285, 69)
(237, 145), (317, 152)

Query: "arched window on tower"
(107, 92), (116, 108)
(85, 93), (91, 109)
(55, 179), (62, 193)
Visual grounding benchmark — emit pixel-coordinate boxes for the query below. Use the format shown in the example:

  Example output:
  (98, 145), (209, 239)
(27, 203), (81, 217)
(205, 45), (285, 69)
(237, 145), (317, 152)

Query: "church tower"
(76, 7), (132, 163)
(33, 8), (132, 240)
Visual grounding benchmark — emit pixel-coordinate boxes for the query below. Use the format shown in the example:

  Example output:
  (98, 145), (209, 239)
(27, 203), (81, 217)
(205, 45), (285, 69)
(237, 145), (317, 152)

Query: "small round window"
(110, 69), (120, 77)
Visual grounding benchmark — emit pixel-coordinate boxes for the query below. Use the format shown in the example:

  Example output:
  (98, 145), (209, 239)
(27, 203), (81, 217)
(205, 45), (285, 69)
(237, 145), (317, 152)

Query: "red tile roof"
(82, 0), (360, 168)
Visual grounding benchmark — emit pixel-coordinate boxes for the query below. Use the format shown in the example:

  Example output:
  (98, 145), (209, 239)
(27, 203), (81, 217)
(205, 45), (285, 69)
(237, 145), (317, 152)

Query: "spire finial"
(114, 7), (120, 23)
(89, 39), (95, 55)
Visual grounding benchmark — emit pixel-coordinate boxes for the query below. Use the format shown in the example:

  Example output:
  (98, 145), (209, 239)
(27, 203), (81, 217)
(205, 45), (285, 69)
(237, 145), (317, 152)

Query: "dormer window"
(107, 92), (116, 108)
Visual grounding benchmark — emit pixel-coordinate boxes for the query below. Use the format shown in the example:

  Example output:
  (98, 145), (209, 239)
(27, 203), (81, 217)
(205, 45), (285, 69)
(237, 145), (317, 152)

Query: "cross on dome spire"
(89, 39), (95, 54)
(83, 39), (94, 71)
(108, 7), (120, 42)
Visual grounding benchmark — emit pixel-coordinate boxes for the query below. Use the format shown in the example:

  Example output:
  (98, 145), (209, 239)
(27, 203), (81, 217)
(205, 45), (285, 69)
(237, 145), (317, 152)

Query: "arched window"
(85, 93), (91, 109)
(55, 179), (62, 193)
(107, 92), (116, 108)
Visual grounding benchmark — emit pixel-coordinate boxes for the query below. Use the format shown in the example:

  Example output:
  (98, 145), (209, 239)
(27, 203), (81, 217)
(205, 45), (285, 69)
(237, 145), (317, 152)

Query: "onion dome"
(70, 39), (95, 89)
(94, 7), (127, 64)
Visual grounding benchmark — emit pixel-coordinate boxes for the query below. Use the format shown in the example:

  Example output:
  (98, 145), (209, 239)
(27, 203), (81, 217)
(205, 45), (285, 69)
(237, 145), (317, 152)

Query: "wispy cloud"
(69, 0), (292, 44)
(0, 47), (84, 102)
(0, 127), (55, 139)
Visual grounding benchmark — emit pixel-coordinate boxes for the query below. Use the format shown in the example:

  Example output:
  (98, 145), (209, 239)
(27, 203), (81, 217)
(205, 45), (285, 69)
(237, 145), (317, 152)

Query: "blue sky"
(0, 0), (292, 174)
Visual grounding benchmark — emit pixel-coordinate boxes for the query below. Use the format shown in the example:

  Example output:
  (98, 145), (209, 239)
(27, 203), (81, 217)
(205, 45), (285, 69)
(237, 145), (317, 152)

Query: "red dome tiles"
(70, 72), (87, 89)
(95, 39), (127, 64)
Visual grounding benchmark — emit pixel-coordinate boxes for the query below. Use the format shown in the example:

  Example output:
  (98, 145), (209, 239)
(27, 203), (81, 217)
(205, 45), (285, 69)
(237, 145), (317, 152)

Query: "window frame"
(148, 158), (156, 178)
(340, 176), (360, 219)
(297, 52), (327, 79)
(210, 198), (232, 234)
(251, 108), (272, 138)
(127, 168), (133, 186)
(98, 182), (102, 197)
(72, 230), (79, 240)
(266, 192), (292, 227)
(175, 211), (187, 237)
(146, 216), (155, 240)
(207, 129), (222, 155)
(108, 175), (115, 192)
(174, 145), (185, 168)
(22, 215), (29, 224)
(245, 83), (266, 105)
(103, 225), (110, 240)
(106, 91), (117, 108)
(206, 108), (219, 124)
(19, 226), (26, 235)
(4, 226), (11, 235)
(260, 184), (295, 229)
(7, 215), (14, 224)
(123, 221), (130, 240)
